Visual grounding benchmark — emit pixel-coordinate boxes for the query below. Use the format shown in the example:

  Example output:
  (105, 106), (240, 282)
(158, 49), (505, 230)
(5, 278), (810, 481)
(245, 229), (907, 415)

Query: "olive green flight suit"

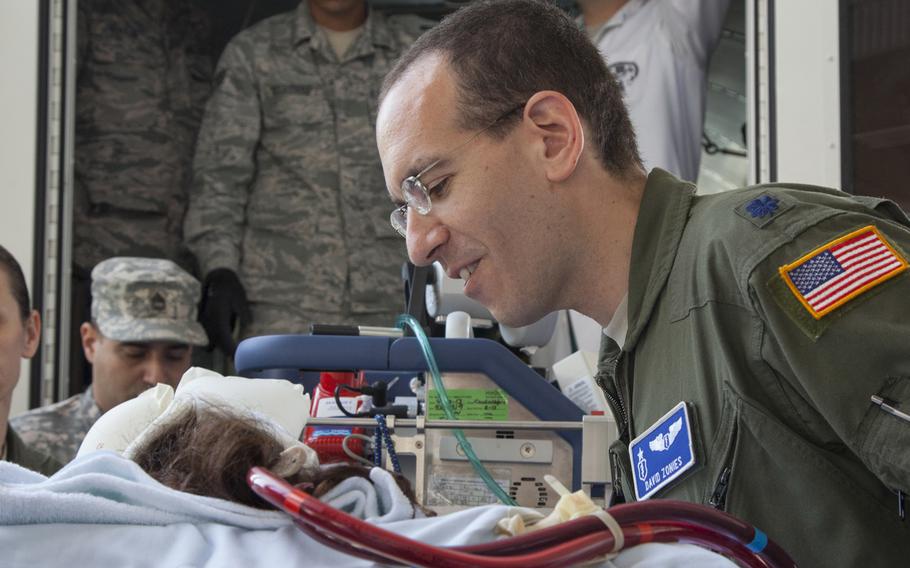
(599, 169), (910, 567)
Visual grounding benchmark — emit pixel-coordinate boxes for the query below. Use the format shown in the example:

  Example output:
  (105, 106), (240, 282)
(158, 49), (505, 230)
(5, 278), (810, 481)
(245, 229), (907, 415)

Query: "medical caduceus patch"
(779, 225), (908, 320)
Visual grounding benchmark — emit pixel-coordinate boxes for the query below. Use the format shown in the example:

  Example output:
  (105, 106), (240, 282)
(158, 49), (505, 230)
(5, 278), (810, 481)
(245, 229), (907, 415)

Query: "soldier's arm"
(750, 208), (910, 495)
(183, 39), (261, 277)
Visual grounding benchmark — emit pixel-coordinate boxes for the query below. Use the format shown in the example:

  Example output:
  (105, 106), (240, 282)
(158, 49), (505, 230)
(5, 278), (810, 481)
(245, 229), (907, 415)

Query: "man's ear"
(81, 322), (99, 364)
(523, 90), (585, 183)
(22, 309), (40, 359)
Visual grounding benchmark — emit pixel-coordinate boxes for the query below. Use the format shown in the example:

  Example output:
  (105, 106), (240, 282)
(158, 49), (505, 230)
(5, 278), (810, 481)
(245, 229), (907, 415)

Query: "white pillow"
(78, 367), (315, 474)
(77, 383), (174, 457)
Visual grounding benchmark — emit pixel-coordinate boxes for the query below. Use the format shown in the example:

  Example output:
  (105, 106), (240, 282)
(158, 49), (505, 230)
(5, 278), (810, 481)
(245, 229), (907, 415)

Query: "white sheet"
(0, 452), (734, 567)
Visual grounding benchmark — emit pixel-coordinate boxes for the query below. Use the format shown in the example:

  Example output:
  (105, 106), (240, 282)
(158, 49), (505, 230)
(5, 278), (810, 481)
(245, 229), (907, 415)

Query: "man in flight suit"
(373, 1), (910, 565)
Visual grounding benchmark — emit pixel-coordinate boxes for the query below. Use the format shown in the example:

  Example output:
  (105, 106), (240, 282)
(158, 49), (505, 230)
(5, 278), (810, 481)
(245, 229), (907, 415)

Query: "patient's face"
(81, 323), (192, 413)
(0, 271), (39, 403)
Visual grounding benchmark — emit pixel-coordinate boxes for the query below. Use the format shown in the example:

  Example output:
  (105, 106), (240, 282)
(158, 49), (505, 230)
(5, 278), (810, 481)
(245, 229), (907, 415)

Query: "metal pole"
(305, 417), (584, 431)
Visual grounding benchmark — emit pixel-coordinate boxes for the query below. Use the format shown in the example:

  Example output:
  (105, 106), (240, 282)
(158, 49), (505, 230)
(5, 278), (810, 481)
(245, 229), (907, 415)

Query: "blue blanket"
(0, 452), (733, 567)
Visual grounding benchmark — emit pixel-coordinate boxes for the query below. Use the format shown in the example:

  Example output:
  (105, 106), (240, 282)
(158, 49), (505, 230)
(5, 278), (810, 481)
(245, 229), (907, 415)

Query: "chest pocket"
(260, 83), (334, 158)
(262, 84), (333, 128)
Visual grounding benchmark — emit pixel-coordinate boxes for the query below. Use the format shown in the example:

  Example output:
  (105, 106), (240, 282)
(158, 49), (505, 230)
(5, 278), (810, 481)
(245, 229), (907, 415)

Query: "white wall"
(1, 0), (40, 416)
(774, 0), (842, 186)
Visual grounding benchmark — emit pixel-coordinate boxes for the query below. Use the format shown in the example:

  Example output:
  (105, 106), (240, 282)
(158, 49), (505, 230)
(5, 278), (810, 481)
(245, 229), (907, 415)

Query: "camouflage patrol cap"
(91, 257), (208, 346)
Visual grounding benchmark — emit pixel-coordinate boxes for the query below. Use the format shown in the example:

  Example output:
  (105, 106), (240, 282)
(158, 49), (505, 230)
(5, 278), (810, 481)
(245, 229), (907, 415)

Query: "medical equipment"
(248, 466), (797, 568)
(425, 261), (493, 324)
(235, 331), (607, 508)
(310, 324), (404, 337)
(424, 261), (561, 348)
(304, 372), (367, 463)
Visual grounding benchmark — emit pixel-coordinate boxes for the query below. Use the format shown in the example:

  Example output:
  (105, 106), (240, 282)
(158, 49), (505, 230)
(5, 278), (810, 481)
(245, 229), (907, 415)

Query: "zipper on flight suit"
(597, 375), (628, 433)
(596, 372), (629, 505)
(594, 347), (629, 438)
(595, 349), (632, 505)
(708, 421), (739, 510)
(708, 467), (731, 509)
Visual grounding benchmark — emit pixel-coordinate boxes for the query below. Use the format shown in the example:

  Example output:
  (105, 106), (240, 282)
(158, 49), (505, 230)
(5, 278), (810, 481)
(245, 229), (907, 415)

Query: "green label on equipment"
(427, 389), (509, 421)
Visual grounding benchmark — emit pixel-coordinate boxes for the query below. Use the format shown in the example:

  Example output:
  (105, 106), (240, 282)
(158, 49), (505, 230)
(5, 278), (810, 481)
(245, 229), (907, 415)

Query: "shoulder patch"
(778, 225), (908, 320)
(734, 193), (794, 228)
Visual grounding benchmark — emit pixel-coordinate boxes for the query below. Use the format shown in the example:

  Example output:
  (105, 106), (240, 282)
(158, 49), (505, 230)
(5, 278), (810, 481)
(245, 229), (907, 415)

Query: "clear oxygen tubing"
(396, 314), (516, 506)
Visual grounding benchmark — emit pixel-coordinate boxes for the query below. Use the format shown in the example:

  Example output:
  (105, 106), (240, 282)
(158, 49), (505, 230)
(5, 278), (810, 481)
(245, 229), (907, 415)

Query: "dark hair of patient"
(131, 404), (424, 511)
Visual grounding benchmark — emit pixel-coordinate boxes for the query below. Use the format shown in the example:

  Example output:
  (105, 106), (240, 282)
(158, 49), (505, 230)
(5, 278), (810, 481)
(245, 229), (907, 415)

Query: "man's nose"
(141, 355), (166, 386)
(406, 210), (448, 266)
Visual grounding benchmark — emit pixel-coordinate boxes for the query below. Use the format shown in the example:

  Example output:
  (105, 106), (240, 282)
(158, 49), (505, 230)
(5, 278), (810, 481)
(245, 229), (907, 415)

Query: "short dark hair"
(0, 244), (32, 321)
(380, 0), (642, 177)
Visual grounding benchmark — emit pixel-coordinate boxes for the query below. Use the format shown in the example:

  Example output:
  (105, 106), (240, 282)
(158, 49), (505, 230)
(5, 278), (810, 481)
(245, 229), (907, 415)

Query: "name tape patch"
(629, 401), (696, 501)
(779, 225), (907, 320)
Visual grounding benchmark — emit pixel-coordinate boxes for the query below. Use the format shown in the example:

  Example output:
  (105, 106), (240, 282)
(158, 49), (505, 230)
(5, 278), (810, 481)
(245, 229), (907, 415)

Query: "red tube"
(247, 467), (796, 568)
(294, 519), (399, 564)
(456, 501), (793, 567)
(610, 500), (794, 567)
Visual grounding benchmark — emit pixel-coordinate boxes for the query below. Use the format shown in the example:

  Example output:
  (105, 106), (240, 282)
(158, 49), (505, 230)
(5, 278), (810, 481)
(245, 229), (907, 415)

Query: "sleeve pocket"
(858, 376), (910, 494)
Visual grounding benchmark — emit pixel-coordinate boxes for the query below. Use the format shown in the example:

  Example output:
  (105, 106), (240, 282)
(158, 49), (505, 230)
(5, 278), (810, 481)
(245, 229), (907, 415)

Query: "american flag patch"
(779, 225), (908, 319)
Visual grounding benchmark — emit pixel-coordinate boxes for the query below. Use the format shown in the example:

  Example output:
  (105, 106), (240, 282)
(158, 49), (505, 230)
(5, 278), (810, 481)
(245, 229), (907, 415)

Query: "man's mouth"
(459, 260), (480, 285)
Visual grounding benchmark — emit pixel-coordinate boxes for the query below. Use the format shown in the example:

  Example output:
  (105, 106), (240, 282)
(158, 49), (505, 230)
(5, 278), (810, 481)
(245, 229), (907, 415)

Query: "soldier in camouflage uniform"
(183, 1), (433, 353)
(11, 258), (207, 470)
(71, 0), (213, 389)
(74, 0), (212, 272)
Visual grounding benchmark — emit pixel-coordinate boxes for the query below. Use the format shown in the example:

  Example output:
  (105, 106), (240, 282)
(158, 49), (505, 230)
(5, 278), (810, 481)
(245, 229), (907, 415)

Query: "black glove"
(199, 268), (250, 356)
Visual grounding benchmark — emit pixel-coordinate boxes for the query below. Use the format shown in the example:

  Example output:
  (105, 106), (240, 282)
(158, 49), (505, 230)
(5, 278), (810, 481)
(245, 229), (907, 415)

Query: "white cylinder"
(445, 310), (474, 338)
(426, 262), (493, 319)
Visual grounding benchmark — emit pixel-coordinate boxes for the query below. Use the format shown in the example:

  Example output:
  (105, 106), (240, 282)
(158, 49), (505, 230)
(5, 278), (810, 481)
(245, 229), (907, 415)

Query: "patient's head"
(131, 404), (289, 507)
(130, 404), (422, 510)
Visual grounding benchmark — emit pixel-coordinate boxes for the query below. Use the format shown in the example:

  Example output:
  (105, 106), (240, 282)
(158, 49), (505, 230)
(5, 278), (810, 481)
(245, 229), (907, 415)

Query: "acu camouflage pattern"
(91, 257), (208, 346)
(10, 387), (101, 468)
(184, 4), (433, 337)
(74, 0), (212, 272)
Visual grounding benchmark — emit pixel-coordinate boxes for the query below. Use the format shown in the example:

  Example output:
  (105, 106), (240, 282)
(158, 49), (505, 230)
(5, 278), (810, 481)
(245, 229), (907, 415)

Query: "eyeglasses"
(389, 102), (526, 237)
